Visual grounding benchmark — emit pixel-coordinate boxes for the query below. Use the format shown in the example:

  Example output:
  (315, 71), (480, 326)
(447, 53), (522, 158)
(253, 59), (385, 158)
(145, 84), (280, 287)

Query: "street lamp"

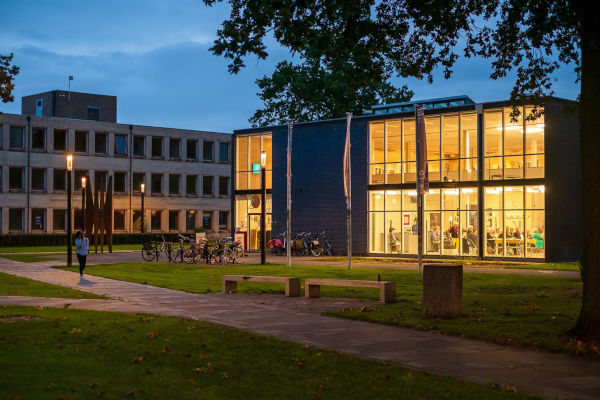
(140, 182), (145, 233)
(66, 154), (73, 267)
(260, 151), (267, 265)
(81, 176), (86, 232)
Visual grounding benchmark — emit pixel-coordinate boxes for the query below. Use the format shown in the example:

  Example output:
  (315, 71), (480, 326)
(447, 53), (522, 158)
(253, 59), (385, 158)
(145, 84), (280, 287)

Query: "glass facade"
(368, 106), (545, 259)
(369, 112), (478, 185)
(484, 107), (544, 180)
(235, 194), (272, 251)
(235, 133), (272, 190)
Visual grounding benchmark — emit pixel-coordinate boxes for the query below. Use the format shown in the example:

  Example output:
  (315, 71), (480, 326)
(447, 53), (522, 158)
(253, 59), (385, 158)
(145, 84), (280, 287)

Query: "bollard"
(422, 264), (463, 318)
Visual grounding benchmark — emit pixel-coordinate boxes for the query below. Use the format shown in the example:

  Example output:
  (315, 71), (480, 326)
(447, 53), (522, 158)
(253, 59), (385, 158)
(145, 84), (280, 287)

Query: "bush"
(0, 232), (198, 247)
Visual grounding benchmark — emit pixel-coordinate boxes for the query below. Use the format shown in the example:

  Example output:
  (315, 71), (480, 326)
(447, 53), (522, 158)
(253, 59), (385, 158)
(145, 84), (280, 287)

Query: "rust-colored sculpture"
(83, 175), (113, 253)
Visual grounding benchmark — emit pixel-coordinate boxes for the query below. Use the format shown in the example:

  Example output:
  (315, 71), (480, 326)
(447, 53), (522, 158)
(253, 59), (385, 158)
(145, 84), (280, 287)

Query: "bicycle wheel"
(310, 246), (323, 257)
(183, 246), (196, 264)
(141, 245), (156, 261)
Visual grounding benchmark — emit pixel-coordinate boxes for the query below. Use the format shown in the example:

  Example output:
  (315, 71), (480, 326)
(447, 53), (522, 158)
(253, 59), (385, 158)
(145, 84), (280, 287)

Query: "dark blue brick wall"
(271, 119), (368, 255)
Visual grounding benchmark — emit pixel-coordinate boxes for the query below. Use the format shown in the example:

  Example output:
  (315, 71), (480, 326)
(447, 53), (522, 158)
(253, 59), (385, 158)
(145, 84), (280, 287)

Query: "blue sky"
(0, 1), (579, 133)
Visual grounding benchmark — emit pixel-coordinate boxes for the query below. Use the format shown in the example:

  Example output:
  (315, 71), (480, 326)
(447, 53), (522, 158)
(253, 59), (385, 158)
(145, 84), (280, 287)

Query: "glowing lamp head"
(140, 183), (145, 193)
(260, 151), (267, 168)
(81, 176), (86, 189)
(66, 154), (73, 171)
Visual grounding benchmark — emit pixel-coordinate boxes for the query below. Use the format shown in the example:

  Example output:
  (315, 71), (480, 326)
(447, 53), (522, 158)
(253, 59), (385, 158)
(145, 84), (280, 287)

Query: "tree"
(0, 53), (20, 103)
(249, 59), (413, 126)
(205, 0), (600, 338)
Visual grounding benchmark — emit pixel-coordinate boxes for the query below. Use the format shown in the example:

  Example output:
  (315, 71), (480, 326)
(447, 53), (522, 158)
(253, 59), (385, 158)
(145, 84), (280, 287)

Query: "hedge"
(0, 233), (198, 247)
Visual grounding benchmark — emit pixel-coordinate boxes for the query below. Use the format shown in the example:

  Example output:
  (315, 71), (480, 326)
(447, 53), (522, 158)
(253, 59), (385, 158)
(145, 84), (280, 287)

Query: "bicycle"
(141, 235), (169, 261)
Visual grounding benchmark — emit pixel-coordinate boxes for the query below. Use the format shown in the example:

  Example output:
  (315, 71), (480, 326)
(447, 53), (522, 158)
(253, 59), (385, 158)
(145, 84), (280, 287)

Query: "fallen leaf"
(57, 343), (64, 349)
(131, 356), (143, 364)
(160, 347), (170, 354)
(146, 331), (159, 338)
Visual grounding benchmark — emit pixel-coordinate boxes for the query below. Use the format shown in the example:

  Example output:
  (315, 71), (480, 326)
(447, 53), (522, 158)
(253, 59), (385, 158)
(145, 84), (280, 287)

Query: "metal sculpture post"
(260, 151), (267, 265)
(66, 154), (73, 267)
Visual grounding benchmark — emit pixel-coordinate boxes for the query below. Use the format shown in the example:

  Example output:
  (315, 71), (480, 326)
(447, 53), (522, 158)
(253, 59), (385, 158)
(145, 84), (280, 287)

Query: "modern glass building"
(232, 96), (581, 261)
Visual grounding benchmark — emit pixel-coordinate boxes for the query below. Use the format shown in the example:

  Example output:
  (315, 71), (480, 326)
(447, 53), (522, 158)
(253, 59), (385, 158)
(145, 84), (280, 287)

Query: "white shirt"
(75, 237), (89, 256)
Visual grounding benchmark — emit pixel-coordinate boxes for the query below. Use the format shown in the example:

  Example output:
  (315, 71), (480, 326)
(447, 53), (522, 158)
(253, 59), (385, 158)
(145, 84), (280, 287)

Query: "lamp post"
(81, 177), (86, 231)
(140, 182), (145, 233)
(66, 154), (73, 267)
(260, 151), (267, 265)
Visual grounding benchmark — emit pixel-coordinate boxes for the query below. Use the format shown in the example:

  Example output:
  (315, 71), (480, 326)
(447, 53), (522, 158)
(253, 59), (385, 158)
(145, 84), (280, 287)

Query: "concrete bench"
(304, 278), (396, 304)
(222, 275), (301, 297)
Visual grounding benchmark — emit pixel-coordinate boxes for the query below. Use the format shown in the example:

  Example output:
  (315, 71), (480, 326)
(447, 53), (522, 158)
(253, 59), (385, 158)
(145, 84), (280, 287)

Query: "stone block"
(422, 264), (463, 318)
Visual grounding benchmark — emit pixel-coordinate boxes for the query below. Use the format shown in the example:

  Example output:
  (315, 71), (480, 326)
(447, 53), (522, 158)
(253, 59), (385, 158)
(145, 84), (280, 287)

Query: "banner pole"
(287, 120), (293, 268)
(344, 113), (352, 270)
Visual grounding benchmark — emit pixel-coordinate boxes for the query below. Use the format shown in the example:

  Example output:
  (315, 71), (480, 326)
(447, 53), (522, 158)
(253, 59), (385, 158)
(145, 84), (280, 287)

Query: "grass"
(56, 262), (597, 357)
(0, 244), (140, 253)
(0, 253), (64, 263)
(0, 306), (543, 400)
(0, 271), (104, 299)
(318, 257), (580, 272)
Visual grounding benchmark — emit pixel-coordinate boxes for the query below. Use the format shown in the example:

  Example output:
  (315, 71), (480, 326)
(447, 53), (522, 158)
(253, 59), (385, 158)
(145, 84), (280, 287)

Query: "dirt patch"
(1, 315), (42, 323)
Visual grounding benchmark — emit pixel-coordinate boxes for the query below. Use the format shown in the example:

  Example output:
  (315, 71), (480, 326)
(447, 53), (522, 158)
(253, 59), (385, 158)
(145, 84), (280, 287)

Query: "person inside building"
(533, 227), (545, 250)
(389, 226), (400, 252)
(487, 228), (497, 254)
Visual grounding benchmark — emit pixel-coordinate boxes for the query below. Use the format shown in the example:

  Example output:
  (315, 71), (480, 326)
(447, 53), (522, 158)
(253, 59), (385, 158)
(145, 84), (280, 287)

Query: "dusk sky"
(1, 0), (580, 133)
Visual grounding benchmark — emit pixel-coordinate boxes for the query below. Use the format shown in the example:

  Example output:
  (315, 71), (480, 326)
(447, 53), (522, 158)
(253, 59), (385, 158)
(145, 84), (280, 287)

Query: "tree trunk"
(572, 0), (600, 340)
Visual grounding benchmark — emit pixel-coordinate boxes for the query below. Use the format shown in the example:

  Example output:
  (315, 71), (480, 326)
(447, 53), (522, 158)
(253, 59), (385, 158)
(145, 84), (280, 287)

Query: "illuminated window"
(235, 133), (272, 190)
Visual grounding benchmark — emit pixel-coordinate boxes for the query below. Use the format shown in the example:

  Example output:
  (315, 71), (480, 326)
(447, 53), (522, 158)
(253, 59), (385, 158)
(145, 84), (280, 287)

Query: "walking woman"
(75, 230), (89, 277)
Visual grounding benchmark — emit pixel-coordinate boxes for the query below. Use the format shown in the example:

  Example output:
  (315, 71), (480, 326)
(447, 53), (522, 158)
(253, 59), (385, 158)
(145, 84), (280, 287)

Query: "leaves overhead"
(249, 59), (413, 126)
(0, 53), (20, 103)
(205, 0), (580, 109)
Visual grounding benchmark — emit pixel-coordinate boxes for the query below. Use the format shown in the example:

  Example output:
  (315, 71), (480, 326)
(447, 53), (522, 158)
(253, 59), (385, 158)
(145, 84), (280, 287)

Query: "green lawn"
(56, 262), (596, 357)
(0, 244), (140, 253)
(318, 257), (580, 272)
(0, 306), (543, 400)
(0, 253), (65, 263)
(0, 271), (103, 299)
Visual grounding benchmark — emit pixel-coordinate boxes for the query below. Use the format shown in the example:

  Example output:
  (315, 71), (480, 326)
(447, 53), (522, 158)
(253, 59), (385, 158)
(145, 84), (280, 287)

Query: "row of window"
(0, 125), (230, 162)
(3, 208), (229, 232)
(368, 107), (545, 184)
(1, 167), (230, 196)
(368, 186), (545, 258)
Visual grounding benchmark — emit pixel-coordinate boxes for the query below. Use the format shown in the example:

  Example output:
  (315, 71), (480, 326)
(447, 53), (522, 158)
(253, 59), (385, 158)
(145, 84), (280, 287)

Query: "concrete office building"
(0, 91), (232, 235)
(232, 96), (580, 261)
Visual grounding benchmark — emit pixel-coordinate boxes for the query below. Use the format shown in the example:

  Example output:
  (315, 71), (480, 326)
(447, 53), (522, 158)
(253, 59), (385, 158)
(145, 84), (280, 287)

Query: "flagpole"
(415, 104), (428, 274)
(286, 120), (293, 268)
(344, 113), (352, 270)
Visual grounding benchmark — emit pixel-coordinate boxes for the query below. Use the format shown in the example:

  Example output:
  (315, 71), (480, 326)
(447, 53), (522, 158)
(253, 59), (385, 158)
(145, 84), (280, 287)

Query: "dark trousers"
(77, 254), (87, 275)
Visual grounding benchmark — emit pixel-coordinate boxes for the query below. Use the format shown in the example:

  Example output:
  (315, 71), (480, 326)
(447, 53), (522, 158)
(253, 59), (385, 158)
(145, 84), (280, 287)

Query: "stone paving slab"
(0, 258), (598, 400)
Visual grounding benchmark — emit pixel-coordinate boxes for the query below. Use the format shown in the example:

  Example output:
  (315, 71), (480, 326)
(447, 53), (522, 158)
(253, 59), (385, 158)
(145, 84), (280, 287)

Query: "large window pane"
(402, 211), (418, 254)
(236, 136), (248, 172)
(403, 119), (416, 162)
(504, 186), (523, 209)
(525, 185), (545, 209)
(504, 107), (523, 156)
(54, 130), (67, 151)
(403, 162), (416, 183)
(525, 210), (545, 258)
(525, 106), (544, 154)
(424, 188), (440, 211)
(484, 157), (503, 180)
(525, 155), (544, 178)
(114, 210), (126, 231)
(95, 132), (107, 154)
(425, 210), (442, 255)
(370, 164), (385, 184)
(385, 190), (401, 211)
(441, 210), (459, 256)
(369, 212), (385, 253)
(504, 155), (524, 179)
(428, 160), (441, 182)
(461, 210), (479, 256)
(485, 210), (504, 256)
(386, 120), (401, 162)
(484, 111), (502, 157)
(460, 113), (477, 158)
(402, 190), (417, 211)
(425, 117), (440, 161)
(370, 123), (384, 164)
(484, 187), (503, 210)
(10, 126), (24, 149)
(385, 212), (402, 253)
(115, 135), (128, 155)
(505, 211), (524, 258)
(385, 163), (401, 184)
(262, 136), (272, 169)
(31, 128), (45, 150)
(442, 115), (459, 159)
(460, 158), (478, 181)
(133, 135), (145, 157)
(460, 188), (478, 209)
(442, 188), (460, 210)
(369, 191), (385, 211)
(441, 159), (458, 182)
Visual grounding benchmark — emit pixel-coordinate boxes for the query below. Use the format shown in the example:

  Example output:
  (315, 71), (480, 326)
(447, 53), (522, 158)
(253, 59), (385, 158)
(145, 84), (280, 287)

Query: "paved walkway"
(0, 258), (597, 400)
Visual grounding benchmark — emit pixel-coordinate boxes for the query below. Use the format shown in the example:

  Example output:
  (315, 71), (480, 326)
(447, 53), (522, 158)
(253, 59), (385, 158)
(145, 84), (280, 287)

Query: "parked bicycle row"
(141, 234), (244, 265)
(268, 230), (334, 257)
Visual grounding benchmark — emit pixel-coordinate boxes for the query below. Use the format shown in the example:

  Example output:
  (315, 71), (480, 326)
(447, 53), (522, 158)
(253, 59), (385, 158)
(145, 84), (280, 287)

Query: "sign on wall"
(252, 163), (261, 174)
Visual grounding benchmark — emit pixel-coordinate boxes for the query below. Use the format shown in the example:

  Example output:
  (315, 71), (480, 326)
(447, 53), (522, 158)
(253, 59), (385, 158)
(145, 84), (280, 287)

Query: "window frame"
(114, 134), (128, 156)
